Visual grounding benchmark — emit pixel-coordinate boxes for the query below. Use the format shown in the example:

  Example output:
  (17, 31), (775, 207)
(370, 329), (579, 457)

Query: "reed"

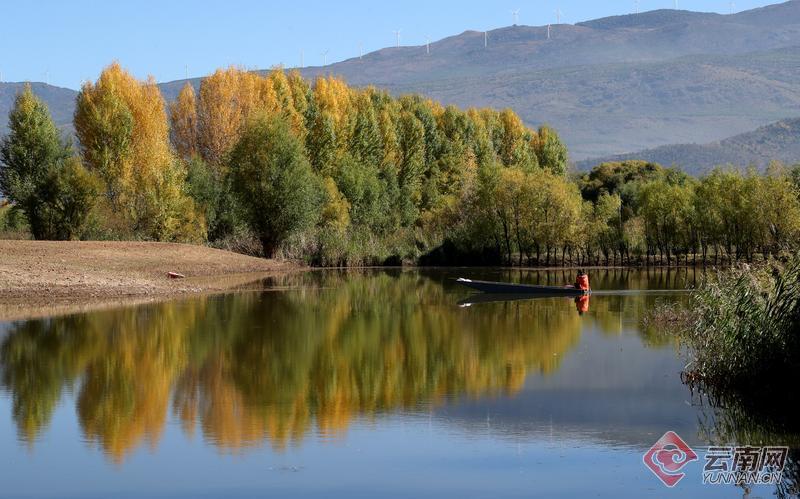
(677, 257), (800, 389)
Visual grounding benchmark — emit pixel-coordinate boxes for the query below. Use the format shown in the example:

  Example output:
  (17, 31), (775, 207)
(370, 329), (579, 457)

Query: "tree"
(497, 109), (536, 170)
(169, 83), (198, 159)
(74, 62), (202, 241)
(0, 84), (92, 240)
(1, 84), (70, 201)
(229, 114), (324, 257)
(396, 111), (426, 224)
(531, 125), (568, 175)
(349, 93), (382, 167)
(335, 155), (388, 231)
(32, 157), (101, 240)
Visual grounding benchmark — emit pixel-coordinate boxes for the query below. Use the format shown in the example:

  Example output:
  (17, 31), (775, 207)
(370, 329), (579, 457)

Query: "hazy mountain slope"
(0, 82), (77, 136)
(576, 118), (800, 173)
(294, 3), (800, 88)
(160, 2), (800, 159)
(384, 46), (800, 159)
(6, 1), (800, 160)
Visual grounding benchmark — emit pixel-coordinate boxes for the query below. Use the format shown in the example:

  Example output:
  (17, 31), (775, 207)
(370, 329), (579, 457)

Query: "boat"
(455, 277), (590, 296)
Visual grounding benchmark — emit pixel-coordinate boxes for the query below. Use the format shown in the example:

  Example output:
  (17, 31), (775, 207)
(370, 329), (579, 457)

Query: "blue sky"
(0, 0), (780, 89)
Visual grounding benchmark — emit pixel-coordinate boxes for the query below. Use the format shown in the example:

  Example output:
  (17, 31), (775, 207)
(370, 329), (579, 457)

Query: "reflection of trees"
(691, 385), (800, 498)
(0, 271), (583, 461)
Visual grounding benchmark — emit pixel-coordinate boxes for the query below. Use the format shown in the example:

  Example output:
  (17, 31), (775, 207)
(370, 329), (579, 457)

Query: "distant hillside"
(6, 1), (800, 159)
(576, 118), (800, 173)
(0, 82), (77, 137)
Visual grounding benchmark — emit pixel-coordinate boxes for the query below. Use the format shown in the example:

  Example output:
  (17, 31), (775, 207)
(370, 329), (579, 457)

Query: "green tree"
(229, 114), (324, 257)
(396, 111), (426, 224)
(531, 125), (568, 175)
(0, 85), (99, 240)
(32, 157), (101, 240)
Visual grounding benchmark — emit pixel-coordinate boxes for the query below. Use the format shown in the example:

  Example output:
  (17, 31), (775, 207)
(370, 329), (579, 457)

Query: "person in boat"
(573, 270), (590, 292)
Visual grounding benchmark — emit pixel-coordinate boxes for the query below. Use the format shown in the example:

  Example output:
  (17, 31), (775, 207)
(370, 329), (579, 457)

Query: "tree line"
(2, 63), (800, 265)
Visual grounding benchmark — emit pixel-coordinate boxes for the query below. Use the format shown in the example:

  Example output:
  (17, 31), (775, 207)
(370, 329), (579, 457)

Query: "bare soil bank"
(0, 241), (297, 321)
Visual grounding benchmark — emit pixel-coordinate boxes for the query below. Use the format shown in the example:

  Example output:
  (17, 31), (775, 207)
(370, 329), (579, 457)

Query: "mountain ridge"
(576, 118), (800, 174)
(4, 1), (800, 160)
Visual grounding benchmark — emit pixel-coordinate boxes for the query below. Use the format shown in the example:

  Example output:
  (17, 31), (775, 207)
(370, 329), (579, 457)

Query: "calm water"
(1, 269), (797, 498)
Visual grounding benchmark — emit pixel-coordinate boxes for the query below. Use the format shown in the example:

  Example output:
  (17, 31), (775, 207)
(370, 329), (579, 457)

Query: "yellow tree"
(498, 109), (536, 169)
(169, 83), (198, 159)
(196, 67), (278, 168)
(74, 62), (203, 241)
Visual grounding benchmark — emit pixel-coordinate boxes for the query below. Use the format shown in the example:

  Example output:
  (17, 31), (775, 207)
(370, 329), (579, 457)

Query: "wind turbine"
(674, 0), (678, 9)
(547, 24), (551, 39)
(729, 1), (736, 14)
(321, 50), (329, 66)
(484, 30), (488, 47)
(635, 0), (640, 14)
(393, 29), (401, 48)
(511, 9), (520, 25)
(358, 42), (363, 59)
(555, 8), (562, 24)
(425, 36), (431, 55)
(184, 64), (188, 80)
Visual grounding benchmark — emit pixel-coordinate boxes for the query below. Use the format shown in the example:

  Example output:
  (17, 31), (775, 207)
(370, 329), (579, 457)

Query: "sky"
(0, 0), (782, 90)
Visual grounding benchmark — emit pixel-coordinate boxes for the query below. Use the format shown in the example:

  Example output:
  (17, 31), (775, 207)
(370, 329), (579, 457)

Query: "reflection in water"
(691, 385), (800, 498)
(0, 268), (695, 465)
(575, 295), (590, 315)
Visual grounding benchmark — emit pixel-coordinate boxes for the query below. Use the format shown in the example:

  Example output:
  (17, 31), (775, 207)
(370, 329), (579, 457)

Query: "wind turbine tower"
(511, 9), (520, 25)
(321, 50), (329, 66)
(555, 8), (562, 24)
(729, 1), (736, 14)
(484, 30), (488, 47)
(635, 0), (640, 14)
(547, 24), (551, 39)
(425, 36), (430, 55)
(358, 42), (363, 59)
(393, 29), (401, 48)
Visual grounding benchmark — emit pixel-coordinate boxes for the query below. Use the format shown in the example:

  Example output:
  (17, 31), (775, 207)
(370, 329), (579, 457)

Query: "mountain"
(576, 118), (800, 174)
(5, 1), (800, 159)
(0, 82), (78, 137)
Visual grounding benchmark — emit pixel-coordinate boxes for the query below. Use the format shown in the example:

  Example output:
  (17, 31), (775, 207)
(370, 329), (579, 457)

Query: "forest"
(2, 62), (800, 266)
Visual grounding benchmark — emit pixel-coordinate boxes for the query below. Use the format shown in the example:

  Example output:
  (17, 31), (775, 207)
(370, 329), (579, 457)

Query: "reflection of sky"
(436, 322), (702, 449)
(1, 393), (747, 499)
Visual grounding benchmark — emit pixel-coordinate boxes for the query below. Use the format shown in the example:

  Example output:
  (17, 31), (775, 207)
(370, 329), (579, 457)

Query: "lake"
(1, 268), (797, 498)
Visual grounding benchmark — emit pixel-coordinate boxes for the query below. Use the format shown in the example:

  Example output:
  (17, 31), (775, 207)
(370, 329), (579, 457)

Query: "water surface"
(1, 269), (796, 498)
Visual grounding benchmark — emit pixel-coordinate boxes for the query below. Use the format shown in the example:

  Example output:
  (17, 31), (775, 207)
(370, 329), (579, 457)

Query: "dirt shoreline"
(0, 240), (299, 322)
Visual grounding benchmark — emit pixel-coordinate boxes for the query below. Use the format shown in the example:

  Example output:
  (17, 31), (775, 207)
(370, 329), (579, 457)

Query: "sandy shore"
(0, 240), (298, 321)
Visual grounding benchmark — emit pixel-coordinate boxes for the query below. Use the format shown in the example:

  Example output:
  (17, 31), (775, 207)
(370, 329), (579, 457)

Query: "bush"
(0, 202), (30, 239)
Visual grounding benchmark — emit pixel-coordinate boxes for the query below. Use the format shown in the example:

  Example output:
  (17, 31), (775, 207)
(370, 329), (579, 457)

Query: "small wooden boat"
(455, 277), (590, 296)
